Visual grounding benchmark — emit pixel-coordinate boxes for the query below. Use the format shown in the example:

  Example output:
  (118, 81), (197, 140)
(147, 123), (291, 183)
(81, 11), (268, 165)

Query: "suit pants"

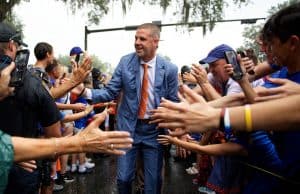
(117, 120), (164, 194)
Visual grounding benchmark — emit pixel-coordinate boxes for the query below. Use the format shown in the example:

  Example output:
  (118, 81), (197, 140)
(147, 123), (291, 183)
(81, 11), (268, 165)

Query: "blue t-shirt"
(235, 131), (282, 172)
(263, 67), (300, 176)
(74, 97), (94, 129)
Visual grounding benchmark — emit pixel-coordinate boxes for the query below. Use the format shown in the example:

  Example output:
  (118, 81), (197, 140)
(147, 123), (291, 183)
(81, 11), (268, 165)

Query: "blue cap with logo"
(69, 46), (83, 56)
(199, 44), (234, 64)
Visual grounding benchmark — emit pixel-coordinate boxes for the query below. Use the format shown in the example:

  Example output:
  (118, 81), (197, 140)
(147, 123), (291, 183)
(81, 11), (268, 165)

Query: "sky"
(14, 0), (287, 69)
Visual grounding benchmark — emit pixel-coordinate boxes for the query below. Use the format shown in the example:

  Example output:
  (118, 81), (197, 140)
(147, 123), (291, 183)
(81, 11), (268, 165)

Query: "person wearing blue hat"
(69, 46), (83, 56)
(200, 44), (234, 65)
(69, 46), (84, 64)
(198, 44), (243, 97)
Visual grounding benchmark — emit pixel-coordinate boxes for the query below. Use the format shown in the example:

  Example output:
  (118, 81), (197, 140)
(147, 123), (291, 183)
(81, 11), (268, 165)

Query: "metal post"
(84, 18), (265, 51)
(84, 26), (88, 51)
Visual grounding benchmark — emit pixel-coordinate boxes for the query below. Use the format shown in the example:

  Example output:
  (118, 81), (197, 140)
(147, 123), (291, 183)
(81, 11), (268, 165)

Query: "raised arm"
(157, 135), (247, 156)
(50, 56), (92, 99)
(12, 111), (133, 162)
(191, 64), (222, 101)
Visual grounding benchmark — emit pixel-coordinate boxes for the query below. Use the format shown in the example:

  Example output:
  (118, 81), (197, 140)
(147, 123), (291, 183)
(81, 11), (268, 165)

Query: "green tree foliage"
(1, 0), (249, 34)
(57, 54), (112, 74)
(0, 0), (25, 32)
(241, 0), (299, 57)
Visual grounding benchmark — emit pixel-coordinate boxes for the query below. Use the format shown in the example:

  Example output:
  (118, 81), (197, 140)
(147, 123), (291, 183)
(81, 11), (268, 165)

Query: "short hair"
(266, 2), (300, 43)
(34, 42), (53, 60)
(181, 65), (191, 75)
(137, 23), (160, 40)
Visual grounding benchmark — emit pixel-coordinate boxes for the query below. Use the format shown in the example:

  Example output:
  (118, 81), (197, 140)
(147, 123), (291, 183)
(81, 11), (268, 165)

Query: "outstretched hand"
(157, 135), (174, 145)
(255, 78), (300, 101)
(151, 85), (220, 135)
(191, 64), (208, 85)
(70, 52), (92, 85)
(77, 110), (133, 155)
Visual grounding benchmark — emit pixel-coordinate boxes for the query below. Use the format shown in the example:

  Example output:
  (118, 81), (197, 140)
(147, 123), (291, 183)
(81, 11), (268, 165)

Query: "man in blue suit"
(84, 23), (178, 193)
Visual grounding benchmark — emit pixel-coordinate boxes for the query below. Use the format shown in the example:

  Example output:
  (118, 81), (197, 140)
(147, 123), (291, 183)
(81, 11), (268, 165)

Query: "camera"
(224, 50), (244, 80)
(0, 49), (30, 87)
(10, 49), (30, 87)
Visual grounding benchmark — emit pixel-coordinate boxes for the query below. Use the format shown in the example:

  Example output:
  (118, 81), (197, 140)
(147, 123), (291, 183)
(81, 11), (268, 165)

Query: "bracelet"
(245, 104), (252, 132)
(224, 108), (231, 139)
(219, 107), (225, 131)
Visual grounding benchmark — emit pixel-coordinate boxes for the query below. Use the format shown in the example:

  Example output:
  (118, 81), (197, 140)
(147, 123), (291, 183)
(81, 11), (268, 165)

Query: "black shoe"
(55, 176), (65, 185)
(173, 156), (184, 162)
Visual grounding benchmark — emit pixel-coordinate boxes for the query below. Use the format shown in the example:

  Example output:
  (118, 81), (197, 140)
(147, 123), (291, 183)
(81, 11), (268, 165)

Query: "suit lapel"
(154, 56), (165, 94)
(133, 55), (141, 103)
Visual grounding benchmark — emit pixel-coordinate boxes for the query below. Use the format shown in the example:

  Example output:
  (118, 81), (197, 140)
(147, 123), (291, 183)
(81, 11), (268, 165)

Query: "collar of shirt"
(140, 56), (156, 68)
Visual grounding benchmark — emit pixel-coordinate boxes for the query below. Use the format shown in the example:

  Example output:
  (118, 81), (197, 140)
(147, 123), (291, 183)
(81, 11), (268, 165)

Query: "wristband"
(219, 107), (225, 131)
(245, 104), (252, 132)
(224, 108), (231, 139)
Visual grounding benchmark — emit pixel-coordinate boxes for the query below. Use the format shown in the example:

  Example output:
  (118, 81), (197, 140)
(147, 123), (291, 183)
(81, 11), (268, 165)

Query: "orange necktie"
(138, 64), (149, 118)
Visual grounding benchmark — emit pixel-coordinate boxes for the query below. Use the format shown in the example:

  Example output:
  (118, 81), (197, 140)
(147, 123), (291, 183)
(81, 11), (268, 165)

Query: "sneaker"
(61, 173), (75, 183)
(78, 166), (93, 174)
(71, 164), (77, 173)
(53, 183), (64, 192)
(186, 166), (199, 175)
(55, 176), (65, 185)
(85, 161), (95, 169)
(198, 186), (216, 194)
(86, 157), (92, 162)
(66, 165), (71, 172)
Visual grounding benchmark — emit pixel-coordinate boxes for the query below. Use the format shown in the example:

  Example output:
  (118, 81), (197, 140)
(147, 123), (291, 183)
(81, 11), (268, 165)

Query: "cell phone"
(224, 50), (243, 80)
(75, 54), (81, 64)
(237, 50), (247, 58)
(237, 50), (255, 75)
(10, 49), (30, 87)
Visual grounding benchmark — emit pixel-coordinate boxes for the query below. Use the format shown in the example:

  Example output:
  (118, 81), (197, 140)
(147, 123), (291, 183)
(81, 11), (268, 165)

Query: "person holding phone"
(0, 62), (133, 194)
(69, 46), (83, 64)
(0, 23), (63, 194)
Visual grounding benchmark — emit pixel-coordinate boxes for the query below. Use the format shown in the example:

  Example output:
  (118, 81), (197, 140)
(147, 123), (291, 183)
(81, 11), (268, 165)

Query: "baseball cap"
(0, 22), (28, 47)
(69, 46), (83, 56)
(199, 44), (234, 64)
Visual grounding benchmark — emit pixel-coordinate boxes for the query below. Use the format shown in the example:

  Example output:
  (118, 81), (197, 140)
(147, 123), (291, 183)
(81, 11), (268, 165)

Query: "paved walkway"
(56, 153), (199, 194)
